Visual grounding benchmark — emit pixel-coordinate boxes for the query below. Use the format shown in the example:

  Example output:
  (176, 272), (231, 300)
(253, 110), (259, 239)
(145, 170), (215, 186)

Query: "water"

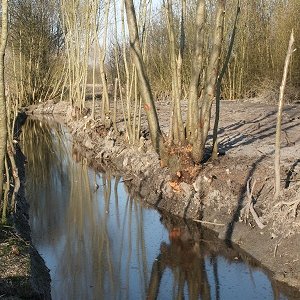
(22, 118), (298, 300)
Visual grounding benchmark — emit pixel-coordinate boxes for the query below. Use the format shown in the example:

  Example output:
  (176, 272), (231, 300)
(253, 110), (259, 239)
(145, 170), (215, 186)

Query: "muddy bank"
(0, 112), (51, 299)
(27, 100), (300, 292)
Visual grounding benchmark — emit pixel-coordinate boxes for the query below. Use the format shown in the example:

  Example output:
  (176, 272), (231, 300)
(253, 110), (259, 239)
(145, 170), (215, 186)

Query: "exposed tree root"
(241, 178), (266, 229)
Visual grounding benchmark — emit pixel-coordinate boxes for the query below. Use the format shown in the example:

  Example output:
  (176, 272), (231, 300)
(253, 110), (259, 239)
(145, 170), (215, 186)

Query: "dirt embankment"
(27, 99), (300, 293)
(0, 112), (51, 299)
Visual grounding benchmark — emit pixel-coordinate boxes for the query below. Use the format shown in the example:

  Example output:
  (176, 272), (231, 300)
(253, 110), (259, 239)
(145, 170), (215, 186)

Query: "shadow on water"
(22, 118), (300, 300)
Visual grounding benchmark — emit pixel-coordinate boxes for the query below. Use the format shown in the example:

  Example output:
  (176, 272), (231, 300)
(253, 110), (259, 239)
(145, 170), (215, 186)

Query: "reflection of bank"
(147, 215), (284, 300)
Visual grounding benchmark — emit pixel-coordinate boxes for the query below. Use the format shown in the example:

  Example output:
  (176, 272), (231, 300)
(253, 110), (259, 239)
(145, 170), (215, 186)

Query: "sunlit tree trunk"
(121, 0), (134, 140)
(99, 0), (110, 121)
(212, 1), (240, 159)
(274, 31), (294, 199)
(60, 0), (93, 110)
(186, 0), (206, 144)
(1, 157), (9, 223)
(192, 0), (225, 162)
(0, 0), (8, 202)
(165, 0), (185, 144)
(124, 0), (167, 160)
(6, 94), (20, 213)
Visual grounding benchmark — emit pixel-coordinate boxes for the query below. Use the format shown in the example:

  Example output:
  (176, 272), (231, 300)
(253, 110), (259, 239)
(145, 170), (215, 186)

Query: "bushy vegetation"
(4, 0), (300, 106)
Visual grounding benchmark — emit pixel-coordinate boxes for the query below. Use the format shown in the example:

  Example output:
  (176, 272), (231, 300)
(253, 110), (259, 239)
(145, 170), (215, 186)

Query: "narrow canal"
(22, 118), (297, 299)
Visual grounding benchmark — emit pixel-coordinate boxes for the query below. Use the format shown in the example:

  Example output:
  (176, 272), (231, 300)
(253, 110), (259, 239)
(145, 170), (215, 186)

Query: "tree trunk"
(0, 0), (8, 202)
(1, 157), (9, 223)
(124, 0), (167, 160)
(186, 0), (206, 144)
(274, 31), (294, 199)
(165, 0), (185, 144)
(192, 0), (226, 163)
(212, 1), (240, 159)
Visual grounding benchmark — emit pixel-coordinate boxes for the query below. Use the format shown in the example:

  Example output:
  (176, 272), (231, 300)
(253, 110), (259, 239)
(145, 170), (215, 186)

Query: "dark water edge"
(22, 117), (300, 300)
(0, 113), (51, 299)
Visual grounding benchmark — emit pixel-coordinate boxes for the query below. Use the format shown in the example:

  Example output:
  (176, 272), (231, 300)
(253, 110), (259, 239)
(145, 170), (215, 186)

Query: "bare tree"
(165, 0), (185, 144)
(212, 0), (240, 159)
(124, 0), (167, 160)
(186, 0), (206, 145)
(124, 0), (226, 166)
(0, 0), (8, 204)
(274, 30), (295, 199)
(9, 0), (63, 105)
(98, 0), (110, 121)
(60, 0), (94, 109)
(190, 0), (226, 162)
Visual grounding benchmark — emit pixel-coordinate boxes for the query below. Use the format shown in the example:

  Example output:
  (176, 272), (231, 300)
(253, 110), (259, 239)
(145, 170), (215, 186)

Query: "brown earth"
(26, 98), (300, 293)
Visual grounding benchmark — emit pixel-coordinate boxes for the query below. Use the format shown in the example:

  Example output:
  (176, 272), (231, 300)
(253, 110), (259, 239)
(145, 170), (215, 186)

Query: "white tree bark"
(0, 0), (8, 203)
(274, 31), (295, 199)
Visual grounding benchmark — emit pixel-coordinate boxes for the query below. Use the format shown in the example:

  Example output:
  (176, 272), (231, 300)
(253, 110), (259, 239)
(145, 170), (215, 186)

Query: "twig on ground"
(283, 130), (294, 147)
(274, 244), (278, 257)
(275, 199), (300, 218)
(193, 219), (225, 226)
(256, 149), (273, 157)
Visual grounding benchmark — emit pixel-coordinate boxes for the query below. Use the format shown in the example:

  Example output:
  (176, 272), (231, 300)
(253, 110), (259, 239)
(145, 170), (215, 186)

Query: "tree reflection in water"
(147, 224), (211, 300)
(22, 118), (298, 300)
(145, 213), (296, 300)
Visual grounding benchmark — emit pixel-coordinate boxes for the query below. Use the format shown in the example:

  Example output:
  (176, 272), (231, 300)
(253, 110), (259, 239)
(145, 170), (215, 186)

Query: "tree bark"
(212, 1), (240, 159)
(0, 0), (8, 202)
(274, 31), (294, 199)
(124, 0), (167, 160)
(99, 0), (110, 122)
(165, 0), (185, 144)
(192, 0), (226, 162)
(186, 0), (206, 144)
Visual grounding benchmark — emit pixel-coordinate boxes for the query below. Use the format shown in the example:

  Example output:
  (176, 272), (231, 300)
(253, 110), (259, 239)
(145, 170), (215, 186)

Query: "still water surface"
(22, 119), (296, 300)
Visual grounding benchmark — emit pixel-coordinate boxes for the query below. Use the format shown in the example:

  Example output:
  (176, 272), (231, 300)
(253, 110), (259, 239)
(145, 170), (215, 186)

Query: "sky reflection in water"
(22, 119), (293, 300)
